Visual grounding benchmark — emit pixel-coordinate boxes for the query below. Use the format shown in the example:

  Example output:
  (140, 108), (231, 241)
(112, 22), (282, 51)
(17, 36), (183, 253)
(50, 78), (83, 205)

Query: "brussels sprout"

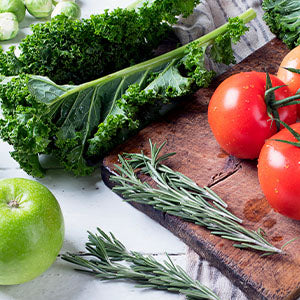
(51, 1), (80, 19)
(52, 0), (74, 6)
(0, 12), (18, 40)
(25, 0), (52, 18)
(0, 0), (26, 22)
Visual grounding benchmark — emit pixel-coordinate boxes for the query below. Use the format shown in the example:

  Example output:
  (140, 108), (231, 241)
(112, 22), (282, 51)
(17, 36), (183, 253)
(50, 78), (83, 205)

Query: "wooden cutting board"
(101, 38), (300, 300)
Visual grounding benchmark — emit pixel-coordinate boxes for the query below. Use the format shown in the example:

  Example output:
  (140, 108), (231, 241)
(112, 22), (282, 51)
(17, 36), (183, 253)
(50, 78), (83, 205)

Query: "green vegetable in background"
(0, 0), (25, 22)
(0, 12), (18, 40)
(0, 9), (255, 177)
(52, 0), (74, 5)
(262, 0), (300, 49)
(51, 1), (80, 19)
(25, 0), (52, 18)
(0, 0), (200, 85)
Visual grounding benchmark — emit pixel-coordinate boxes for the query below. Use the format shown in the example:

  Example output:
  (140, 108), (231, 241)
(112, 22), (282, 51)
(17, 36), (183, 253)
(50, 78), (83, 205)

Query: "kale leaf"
(263, 0), (300, 49)
(0, 10), (255, 177)
(0, 75), (55, 177)
(0, 0), (200, 85)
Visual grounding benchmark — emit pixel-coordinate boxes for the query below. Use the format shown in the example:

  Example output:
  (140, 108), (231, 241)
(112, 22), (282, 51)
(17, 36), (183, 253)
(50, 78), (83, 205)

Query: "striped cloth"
(173, 1), (274, 299)
(174, 0), (274, 74)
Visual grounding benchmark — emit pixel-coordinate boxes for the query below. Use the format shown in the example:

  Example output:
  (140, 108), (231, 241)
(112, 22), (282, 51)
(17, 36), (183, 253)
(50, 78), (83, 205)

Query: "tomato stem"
(272, 94), (300, 108)
(283, 67), (300, 75)
(264, 72), (300, 131)
(271, 119), (300, 148)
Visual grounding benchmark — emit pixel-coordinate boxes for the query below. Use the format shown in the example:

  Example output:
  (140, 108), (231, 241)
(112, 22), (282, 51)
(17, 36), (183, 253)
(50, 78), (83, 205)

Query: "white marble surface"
(0, 1), (188, 300)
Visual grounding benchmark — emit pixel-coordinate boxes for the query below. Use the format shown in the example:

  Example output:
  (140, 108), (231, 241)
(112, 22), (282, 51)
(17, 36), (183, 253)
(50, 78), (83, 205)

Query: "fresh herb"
(0, 9), (255, 177)
(62, 228), (220, 300)
(111, 140), (288, 256)
(262, 0), (300, 48)
(0, 0), (200, 85)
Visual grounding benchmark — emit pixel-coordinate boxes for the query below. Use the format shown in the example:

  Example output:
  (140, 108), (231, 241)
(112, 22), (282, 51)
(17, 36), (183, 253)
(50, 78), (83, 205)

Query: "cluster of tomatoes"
(208, 45), (300, 220)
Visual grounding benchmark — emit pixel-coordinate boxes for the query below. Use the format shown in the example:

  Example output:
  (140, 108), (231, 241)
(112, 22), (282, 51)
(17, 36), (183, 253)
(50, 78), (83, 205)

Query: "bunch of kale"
(0, 0), (200, 84)
(0, 1), (253, 178)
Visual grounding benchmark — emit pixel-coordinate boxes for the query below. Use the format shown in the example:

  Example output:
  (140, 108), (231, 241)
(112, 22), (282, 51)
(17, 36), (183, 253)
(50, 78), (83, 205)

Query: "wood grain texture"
(101, 39), (300, 300)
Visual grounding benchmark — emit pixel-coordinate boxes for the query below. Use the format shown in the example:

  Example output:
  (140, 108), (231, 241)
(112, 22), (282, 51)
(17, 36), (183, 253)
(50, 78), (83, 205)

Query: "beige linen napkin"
(173, 1), (274, 299)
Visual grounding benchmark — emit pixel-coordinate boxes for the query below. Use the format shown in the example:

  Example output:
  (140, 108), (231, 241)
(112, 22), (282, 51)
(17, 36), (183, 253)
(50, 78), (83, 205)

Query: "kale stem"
(51, 8), (256, 105)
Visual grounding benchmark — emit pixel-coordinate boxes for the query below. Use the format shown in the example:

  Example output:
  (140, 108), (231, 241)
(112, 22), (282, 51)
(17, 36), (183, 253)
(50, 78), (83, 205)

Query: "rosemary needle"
(111, 140), (285, 256)
(62, 228), (220, 300)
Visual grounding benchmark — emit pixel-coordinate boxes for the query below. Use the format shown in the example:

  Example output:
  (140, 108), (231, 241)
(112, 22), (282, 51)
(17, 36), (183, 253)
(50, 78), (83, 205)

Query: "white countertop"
(0, 1), (188, 300)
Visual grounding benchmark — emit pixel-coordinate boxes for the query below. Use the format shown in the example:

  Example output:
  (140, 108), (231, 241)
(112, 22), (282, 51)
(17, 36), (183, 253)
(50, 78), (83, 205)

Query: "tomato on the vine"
(277, 45), (300, 116)
(208, 72), (297, 159)
(258, 123), (300, 220)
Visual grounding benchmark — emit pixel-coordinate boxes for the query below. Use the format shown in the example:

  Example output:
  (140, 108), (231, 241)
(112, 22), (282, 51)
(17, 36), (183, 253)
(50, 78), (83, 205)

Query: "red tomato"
(208, 72), (297, 159)
(277, 45), (300, 96)
(277, 45), (300, 116)
(258, 123), (300, 220)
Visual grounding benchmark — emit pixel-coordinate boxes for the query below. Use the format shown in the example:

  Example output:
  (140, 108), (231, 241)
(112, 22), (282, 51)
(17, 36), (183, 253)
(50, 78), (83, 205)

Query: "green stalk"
(48, 8), (256, 107)
(273, 94), (300, 108)
(264, 72), (300, 131)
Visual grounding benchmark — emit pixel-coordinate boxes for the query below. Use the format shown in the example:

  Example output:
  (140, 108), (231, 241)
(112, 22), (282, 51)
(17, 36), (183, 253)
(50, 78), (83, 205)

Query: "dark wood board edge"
(101, 165), (267, 300)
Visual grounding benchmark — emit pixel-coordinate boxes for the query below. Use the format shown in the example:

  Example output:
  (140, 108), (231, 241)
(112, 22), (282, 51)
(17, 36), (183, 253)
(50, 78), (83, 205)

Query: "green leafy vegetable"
(62, 228), (220, 300)
(51, 1), (81, 19)
(0, 0), (200, 84)
(0, 9), (255, 177)
(0, 12), (19, 41)
(0, 0), (26, 22)
(0, 75), (55, 177)
(25, 0), (52, 18)
(262, 0), (300, 48)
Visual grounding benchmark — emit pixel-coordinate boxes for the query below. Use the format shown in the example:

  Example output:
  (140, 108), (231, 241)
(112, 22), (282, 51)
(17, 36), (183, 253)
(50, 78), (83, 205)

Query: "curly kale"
(0, 76), (55, 177)
(0, 9), (256, 177)
(0, 0), (200, 85)
(263, 0), (300, 48)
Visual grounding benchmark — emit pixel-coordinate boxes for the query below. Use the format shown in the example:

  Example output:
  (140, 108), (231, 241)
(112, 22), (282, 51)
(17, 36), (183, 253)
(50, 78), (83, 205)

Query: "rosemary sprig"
(111, 140), (284, 255)
(62, 228), (220, 300)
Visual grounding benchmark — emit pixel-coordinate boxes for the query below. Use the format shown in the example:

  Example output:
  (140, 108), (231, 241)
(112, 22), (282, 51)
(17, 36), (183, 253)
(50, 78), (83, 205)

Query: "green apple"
(0, 178), (64, 285)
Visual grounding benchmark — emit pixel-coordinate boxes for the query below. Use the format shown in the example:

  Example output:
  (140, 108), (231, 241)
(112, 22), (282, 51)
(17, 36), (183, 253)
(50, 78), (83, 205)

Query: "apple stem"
(8, 200), (20, 208)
